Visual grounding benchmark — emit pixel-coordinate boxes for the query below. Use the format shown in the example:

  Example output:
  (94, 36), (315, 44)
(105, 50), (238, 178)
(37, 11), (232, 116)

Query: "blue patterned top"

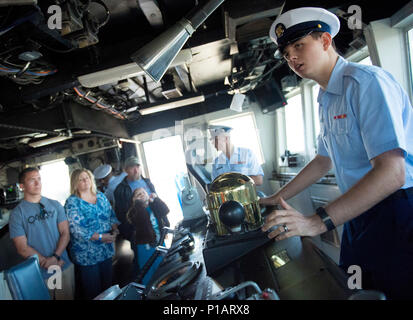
(64, 192), (120, 266)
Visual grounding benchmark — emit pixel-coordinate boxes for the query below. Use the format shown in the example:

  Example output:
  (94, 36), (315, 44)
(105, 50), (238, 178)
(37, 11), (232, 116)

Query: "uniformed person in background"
(209, 125), (264, 186)
(261, 7), (413, 299)
(93, 164), (127, 208)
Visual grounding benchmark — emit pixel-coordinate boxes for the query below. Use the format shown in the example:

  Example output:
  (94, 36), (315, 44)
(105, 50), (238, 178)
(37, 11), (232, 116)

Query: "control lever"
(165, 237), (195, 261)
(135, 227), (174, 284)
(261, 204), (277, 218)
(247, 288), (280, 300)
(157, 227), (174, 246)
(93, 284), (122, 300)
(174, 226), (191, 241)
(209, 281), (280, 300)
(135, 245), (169, 284)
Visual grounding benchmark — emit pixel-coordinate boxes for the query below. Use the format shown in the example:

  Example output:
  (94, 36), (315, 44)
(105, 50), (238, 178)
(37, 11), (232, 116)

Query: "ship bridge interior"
(0, 0), (412, 303)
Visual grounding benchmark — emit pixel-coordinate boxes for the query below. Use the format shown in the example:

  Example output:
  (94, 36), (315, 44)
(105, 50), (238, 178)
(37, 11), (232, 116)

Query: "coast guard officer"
(260, 7), (413, 299)
(93, 164), (127, 208)
(209, 125), (264, 186)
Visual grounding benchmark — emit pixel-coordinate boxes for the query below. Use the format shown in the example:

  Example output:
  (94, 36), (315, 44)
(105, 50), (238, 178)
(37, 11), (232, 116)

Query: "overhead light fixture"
(28, 135), (72, 148)
(131, 0), (225, 82)
(0, 0), (37, 6)
(138, 94), (205, 115)
(27, 130), (93, 148)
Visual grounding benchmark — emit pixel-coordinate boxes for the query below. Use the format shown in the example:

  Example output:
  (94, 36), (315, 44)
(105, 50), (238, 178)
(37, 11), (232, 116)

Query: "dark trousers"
(339, 187), (413, 300)
(119, 223), (139, 276)
(76, 258), (113, 300)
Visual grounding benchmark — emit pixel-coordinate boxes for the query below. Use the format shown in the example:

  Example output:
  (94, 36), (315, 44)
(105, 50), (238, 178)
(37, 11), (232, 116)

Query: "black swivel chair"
(4, 255), (51, 300)
(186, 162), (212, 193)
(184, 144), (213, 194)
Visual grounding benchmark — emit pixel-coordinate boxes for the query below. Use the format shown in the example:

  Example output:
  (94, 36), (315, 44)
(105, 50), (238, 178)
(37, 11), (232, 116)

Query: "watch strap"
(316, 207), (336, 231)
(52, 253), (61, 261)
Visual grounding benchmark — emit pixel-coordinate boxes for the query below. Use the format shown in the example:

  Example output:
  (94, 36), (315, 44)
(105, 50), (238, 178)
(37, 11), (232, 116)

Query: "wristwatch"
(52, 253), (61, 261)
(98, 233), (103, 242)
(315, 207), (336, 231)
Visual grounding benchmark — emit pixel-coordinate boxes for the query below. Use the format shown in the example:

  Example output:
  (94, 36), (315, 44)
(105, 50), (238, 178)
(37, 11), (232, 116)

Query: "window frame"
(310, 82), (320, 153)
(390, 2), (413, 102)
(404, 25), (413, 101)
(276, 88), (308, 165)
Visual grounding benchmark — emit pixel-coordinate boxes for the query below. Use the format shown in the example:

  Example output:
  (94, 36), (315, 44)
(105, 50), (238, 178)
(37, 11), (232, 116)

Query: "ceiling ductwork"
(137, 0), (164, 27)
(130, 0), (226, 82)
(0, 0), (408, 162)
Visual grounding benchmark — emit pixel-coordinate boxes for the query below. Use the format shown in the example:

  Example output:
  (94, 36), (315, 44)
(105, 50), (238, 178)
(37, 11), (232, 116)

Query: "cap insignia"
(275, 23), (286, 38)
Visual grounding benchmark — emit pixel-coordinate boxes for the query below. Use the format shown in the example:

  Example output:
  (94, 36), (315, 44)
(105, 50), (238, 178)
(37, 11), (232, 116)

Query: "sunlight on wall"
(39, 161), (71, 206)
(285, 94), (305, 154)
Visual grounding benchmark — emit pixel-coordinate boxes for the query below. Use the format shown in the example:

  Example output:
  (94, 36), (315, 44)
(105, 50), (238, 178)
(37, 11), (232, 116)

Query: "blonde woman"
(64, 168), (120, 300)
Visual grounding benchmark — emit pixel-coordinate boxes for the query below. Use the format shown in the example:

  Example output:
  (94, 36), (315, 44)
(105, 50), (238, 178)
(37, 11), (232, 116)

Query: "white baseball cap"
(269, 7), (340, 52)
(208, 125), (233, 137)
(93, 164), (112, 180)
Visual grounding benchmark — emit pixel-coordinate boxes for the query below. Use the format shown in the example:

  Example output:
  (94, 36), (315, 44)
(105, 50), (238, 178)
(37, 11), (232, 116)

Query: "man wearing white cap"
(93, 164), (127, 208)
(261, 7), (413, 299)
(209, 125), (264, 186)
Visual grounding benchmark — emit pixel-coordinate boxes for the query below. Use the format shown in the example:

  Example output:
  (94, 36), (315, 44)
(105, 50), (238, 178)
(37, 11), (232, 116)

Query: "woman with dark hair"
(126, 187), (170, 285)
(64, 168), (120, 300)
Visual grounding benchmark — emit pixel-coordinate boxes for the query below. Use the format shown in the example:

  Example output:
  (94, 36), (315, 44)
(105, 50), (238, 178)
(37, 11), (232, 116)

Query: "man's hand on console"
(261, 197), (327, 241)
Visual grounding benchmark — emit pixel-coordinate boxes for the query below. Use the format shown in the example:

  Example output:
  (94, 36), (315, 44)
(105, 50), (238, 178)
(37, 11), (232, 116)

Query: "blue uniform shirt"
(212, 146), (264, 180)
(317, 56), (413, 193)
(104, 172), (127, 206)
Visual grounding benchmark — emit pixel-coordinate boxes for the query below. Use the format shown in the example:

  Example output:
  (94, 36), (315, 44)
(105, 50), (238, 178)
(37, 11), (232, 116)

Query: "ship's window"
(209, 112), (264, 165)
(39, 161), (70, 206)
(275, 92), (305, 166)
(284, 93), (305, 154)
(407, 28), (413, 97)
(358, 56), (372, 65)
(143, 135), (186, 229)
